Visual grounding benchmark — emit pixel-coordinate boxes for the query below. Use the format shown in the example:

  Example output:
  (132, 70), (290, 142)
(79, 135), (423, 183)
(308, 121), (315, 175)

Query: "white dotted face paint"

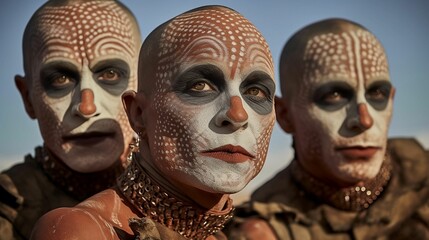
(27, 1), (140, 172)
(291, 28), (393, 183)
(145, 6), (275, 193)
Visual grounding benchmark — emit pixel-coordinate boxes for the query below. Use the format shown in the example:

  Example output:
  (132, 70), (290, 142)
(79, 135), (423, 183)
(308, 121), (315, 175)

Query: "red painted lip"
(200, 144), (254, 163)
(335, 146), (381, 160)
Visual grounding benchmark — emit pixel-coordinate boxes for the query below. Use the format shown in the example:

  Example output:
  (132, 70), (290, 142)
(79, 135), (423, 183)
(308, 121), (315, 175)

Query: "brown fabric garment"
(227, 138), (429, 240)
(0, 147), (77, 240)
(128, 217), (228, 240)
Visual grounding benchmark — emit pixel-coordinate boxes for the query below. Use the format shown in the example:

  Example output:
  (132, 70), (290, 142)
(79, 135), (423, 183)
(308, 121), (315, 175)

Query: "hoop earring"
(130, 131), (143, 153)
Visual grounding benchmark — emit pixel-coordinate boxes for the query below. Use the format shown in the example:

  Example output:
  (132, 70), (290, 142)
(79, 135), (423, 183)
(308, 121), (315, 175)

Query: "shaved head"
(17, 0), (142, 172)
(128, 5), (275, 194)
(279, 18), (388, 105)
(22, 0), (140, 82)
(276, 18), (393, 185)
(138, 5), (274, 96)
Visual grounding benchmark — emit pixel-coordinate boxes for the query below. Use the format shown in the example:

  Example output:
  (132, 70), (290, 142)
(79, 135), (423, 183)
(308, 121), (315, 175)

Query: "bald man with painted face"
(0, 0), (141, 239)
(30, 5), (276, 240)
(226, 18), (429, 240)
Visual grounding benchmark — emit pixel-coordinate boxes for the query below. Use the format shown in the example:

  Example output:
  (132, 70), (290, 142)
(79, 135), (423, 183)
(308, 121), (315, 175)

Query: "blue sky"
(1, 0), (428, 198)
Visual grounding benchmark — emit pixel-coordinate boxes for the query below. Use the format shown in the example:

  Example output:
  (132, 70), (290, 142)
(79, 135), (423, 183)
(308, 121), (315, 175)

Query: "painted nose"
(227, 96), (248, 123)
(74, 89), (98, 119)
(215, 96), (248, 130)
(347, 103), (374, 130)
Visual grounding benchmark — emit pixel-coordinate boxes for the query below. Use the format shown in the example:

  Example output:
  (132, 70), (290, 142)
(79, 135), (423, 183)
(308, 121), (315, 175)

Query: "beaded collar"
(35, 146), (125, 201)
(291, 155), (392, 212)
(117, 153), (234, 239)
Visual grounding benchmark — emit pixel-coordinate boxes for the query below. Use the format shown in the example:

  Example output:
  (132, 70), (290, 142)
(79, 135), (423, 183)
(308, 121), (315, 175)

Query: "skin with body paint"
(135, 5), (275, 199)
(236, 18), (395, 239)
(278, 19), (394, 186)
(16, 0), (141, 173)
(30, 5), (275, 240)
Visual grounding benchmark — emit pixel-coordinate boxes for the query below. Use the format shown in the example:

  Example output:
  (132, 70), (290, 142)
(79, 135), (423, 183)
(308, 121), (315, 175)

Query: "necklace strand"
(117, 153), (234, 239)
(291, 155), (392, 211)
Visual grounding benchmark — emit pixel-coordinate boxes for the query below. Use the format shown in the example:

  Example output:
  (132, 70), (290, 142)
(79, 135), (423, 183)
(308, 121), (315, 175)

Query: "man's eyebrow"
(187, 64), (224, 76)
(40, 61), (79, 73)
(366, 80), (392, 88)
(91, 59), (130, 71)
(243, 71), (275, 93)
(171, 63), (226, 94)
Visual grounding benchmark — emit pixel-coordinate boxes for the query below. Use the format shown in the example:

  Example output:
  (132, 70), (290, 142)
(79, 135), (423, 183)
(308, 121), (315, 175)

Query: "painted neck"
(37, 146), (125, 200)
(291, 155), (392, 211)
(117, 154), (234, 239)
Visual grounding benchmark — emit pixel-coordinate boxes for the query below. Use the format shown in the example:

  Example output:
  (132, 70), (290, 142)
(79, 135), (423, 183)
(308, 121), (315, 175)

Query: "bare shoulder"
(234, 217), (277, 240)
(31, 189), (135, 240)
(30, 205), (108, 240)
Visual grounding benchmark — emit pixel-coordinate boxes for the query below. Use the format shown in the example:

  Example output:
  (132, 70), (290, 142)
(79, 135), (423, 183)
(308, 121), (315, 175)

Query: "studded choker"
(35, 146), (125, 201)
(291, 155), (392, 211)
(117, 153), (234, 239)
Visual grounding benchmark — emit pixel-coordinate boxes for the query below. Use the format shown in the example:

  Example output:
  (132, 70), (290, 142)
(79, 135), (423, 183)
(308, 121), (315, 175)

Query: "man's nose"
(347, 103), (374, 130)
(215, 96), (248, 130)
(74, 88), (99, 119)
(357, 103), (373, 128)
(227, 96), (248, 123)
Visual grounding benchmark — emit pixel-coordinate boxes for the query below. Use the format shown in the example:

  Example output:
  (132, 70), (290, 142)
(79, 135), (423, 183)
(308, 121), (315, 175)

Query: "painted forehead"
(303, 29), (389, 85)
(155, 7), (274, 89)
(31, 1), (138, 64)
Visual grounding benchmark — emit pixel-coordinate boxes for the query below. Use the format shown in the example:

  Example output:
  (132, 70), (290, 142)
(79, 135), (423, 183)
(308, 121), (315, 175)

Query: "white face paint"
(144, 7), (275, 193)
(291, 29), (394, 184)
(27, 1), (140, 172)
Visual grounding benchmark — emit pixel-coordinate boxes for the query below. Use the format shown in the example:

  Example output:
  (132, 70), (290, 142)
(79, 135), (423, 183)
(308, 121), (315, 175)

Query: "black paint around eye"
(241, 71), (275, 115)
(313, 81), (354, 111)
(93, 59), (130, 96)
(40, 62), (79, 98)
(173, 64), (224, 105)
(366, 80), (392, 110)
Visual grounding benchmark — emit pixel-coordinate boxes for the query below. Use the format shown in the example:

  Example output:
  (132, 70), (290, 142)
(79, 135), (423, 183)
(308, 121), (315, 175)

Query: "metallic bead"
(116, 158), (234, 239)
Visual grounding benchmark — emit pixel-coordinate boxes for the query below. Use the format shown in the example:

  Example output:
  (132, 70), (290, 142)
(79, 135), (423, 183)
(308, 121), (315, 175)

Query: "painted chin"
(338, 160), (381, 182)
(62, 119), (120, 147)
(181, 158), (253, 194)
(200, 144), (254, 164)
(335, 146), (381, 161)
(58, 119), (125, 172)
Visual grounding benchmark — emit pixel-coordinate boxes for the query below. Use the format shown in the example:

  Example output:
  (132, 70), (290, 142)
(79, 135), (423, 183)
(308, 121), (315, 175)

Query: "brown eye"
(245, 87), (266, 98)
(365, 81), (392, 110)
(52, 75), (73, 88)
(367, 88), (387, 101)
(191, 81), (213, 91)
(98, 69), (120, 81)
(323, 91), (343, 104)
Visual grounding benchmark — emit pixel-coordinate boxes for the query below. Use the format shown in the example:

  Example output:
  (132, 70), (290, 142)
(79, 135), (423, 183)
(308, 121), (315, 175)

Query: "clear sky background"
(1, 0), (428, 201)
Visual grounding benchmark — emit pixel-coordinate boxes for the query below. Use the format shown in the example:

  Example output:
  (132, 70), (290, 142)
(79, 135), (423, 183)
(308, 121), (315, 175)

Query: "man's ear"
(122, 90), (147, 133)
(15, 75), (36, 119)
(390, 86), (396, 100)
(275, 96), (294, 133)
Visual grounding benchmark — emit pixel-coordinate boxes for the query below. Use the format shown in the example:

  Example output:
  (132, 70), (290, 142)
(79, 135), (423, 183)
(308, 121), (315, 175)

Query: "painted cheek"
(151, 95), (196, 168)
(43, 93), (72, 123)
(92, 86), (122, 118)
(369, 106), (391, 135)
(301, 106), (339, 156)
(253, 115), (275, 175)
(246, 100), (275, 174)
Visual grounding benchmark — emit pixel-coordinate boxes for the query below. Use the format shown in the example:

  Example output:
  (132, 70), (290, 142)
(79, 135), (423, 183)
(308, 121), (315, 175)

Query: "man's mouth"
(335, 146), (381, 160)
(200, 144), (255, 163)
(63, 131), (115, 145)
